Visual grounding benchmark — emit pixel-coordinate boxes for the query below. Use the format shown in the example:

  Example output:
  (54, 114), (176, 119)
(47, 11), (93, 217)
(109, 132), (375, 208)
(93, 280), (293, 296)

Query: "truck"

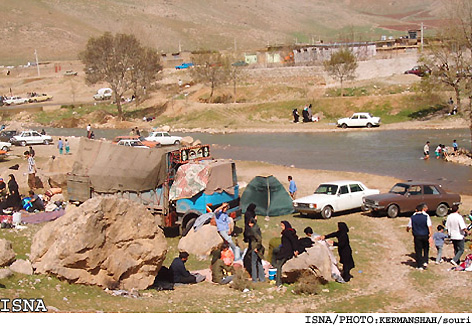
(67, 139), (241, 235)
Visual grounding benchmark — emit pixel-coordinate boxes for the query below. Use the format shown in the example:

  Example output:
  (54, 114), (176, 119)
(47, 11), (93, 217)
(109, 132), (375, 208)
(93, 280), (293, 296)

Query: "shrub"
(292, 270), (323, 295)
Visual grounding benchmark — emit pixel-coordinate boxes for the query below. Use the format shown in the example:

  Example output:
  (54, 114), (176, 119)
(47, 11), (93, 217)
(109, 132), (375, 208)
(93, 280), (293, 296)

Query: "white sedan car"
(10, 130), (53, 146)
(4, 96), (29, 105)
(145, 131), (182, 145)
(116, 139), (149, 148)
(293, 180), (380, 219)
(337, 112), (381, 129)
(0, 141), (11, 151)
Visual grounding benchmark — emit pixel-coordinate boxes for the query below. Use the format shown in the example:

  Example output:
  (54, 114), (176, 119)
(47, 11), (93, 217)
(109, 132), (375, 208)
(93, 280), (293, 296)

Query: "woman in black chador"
(319, 222), (355, 282)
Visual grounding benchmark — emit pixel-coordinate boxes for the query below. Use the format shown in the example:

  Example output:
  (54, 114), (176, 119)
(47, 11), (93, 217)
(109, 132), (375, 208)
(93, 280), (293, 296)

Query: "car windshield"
(131, 141), (144, 147)
(314, 184), (338, 195)
(389, 183), (409, 195)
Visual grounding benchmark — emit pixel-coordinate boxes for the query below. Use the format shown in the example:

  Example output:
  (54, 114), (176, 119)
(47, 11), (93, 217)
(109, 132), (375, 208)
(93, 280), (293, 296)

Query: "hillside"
(0, 0), (444, 64)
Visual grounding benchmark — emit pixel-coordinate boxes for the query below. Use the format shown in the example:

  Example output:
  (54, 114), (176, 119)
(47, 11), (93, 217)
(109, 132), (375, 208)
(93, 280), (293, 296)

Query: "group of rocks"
(0, 238), (33, 281)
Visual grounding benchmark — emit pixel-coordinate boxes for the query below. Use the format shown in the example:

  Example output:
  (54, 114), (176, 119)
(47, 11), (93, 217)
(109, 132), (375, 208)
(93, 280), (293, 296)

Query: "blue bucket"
(268, 268), (277, 280)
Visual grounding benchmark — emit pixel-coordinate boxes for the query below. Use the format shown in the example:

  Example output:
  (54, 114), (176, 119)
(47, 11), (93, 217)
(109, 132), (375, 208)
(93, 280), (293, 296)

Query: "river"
(42, 127), (472, 195)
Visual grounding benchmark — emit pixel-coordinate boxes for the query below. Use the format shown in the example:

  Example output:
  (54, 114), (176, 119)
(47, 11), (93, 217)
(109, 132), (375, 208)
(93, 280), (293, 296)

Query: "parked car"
(0, 141), (12, 152)
(116, 139), (149, 148)
(112, 135), (160, 148)
(0, 149), (7, 161)
(29, 93), (52, 103)
(175, 63), (194, 70)
(293, 180), (380, 219)
(10, 130), (53, 146)
(93, 88), (113, 101)
(4, 96), (29, 105)
(337, 112), (381, 129)
(145, 131), (182, 145)
(64, 70), (78, 76)
(0, 130), (17, 142)
(404, 65), (431, 77)
(363, 181), (462, 218)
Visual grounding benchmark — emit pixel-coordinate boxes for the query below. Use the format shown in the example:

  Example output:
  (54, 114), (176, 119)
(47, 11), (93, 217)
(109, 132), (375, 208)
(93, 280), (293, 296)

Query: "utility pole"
(420, 22), (424, 52)
(34, 49), (40, 77)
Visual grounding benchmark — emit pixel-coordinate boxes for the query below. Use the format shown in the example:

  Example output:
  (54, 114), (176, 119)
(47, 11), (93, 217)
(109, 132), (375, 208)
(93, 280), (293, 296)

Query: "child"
(65, 139), (70, 154)
(433, 225), (448, 264)
(435, 144), (442, 159)
(453, 140), (458, 152)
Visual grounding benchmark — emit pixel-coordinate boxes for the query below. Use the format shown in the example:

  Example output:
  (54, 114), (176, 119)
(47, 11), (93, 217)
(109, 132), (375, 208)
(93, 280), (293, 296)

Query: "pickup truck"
(67, 142), (240, 235)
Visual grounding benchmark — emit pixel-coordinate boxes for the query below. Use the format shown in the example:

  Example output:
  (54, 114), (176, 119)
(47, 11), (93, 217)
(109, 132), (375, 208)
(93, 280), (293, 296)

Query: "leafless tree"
(190, 51), (230, 99)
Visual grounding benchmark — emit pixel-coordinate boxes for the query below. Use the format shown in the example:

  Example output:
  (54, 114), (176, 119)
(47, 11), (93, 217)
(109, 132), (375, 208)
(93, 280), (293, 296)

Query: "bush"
(292, 270), (322, 295)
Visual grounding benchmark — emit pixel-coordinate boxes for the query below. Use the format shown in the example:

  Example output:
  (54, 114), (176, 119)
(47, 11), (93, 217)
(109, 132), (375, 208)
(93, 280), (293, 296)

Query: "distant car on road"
(337, 112), (381, 129)
(116, 139), (149, 148)
(93, 88), (113, 101)
(175, 63), (194, 70)
(404, 65), (431, 77)
(0, 130), (17, 143)
(145, 131), (182, 145)
(29, 94), (53, 103)
(10, 130), (53, 146)
(4, 96), (29, 105)
(363, 181), (462, 218)
(112, 135), (160, 148)
(64, 70), (78, 76)
(293, 180), (380, 219)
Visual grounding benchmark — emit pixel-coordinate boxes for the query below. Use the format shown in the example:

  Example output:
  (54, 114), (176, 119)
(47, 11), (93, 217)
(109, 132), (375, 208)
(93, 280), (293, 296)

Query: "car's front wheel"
(174, 140), (180, 145)
(387, 204), (399, 218)
(43, 139), (50, 145)
(1, 146), (8, 151)
(20, 141), (27, 147)
(366, 123), (373, 128)
(435, 203), (449, 217)
(341, 123), (348, 129)
(321, 206), (333, 219)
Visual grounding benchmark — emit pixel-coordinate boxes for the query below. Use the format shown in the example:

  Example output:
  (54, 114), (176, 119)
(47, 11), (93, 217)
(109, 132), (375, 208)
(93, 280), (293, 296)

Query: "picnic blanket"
(21, 209), (65, 224)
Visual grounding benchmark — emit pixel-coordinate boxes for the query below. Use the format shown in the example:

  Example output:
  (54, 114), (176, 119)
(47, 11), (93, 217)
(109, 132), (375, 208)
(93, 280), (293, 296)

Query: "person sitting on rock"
(169, 251), (206, 285)
(210, 243), (235, 285)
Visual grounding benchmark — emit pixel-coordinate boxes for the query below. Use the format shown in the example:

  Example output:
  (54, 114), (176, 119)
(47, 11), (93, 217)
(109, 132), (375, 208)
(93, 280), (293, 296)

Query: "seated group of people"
(0, 174), (44, 213)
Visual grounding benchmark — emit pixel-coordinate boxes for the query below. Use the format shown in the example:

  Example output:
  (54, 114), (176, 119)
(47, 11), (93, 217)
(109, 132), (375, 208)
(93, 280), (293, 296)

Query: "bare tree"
(80, 32), (162, 118)
(190, 51), (230, 99)
(323, 48), (358, 96)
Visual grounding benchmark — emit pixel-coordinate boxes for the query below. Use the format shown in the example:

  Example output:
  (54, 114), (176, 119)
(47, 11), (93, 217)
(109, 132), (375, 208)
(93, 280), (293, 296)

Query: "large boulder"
(282, 243), (333, 283)
(9, 259), (33, 275)
(30, 196), (167, 290)
(41, 155), (75, 189)
(178, 224), (223, 259)
(0, 239), (16, 267)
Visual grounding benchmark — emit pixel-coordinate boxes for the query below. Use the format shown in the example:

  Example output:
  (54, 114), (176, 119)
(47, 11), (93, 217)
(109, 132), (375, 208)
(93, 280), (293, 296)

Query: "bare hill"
(1, 0), (443, 64)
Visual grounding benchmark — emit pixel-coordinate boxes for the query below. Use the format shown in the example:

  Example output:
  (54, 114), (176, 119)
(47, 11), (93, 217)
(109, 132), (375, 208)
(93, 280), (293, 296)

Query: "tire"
(366, 123), (373, 128)
(321, 206), (333, 219)
(181, 217), (197, 237)
(1, 146), (8, 151)
(174, 140), (180, 145)
(341, 123), (348, 129)
(43, 139), (50, 145)
(435, 203), (449, 217)
(361, 204), (369, 212)
(20, 141), (26, 147)
(387, 204), (399, 218)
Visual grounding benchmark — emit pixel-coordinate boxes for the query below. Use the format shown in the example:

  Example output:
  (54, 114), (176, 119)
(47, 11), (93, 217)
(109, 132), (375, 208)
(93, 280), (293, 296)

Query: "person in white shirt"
(445, 206), (468, 266)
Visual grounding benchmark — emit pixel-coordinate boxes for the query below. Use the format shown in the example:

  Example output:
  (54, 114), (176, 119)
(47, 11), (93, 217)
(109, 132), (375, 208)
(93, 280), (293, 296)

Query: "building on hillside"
(244, 53), (258, 65)
(293, 42), (377, 65)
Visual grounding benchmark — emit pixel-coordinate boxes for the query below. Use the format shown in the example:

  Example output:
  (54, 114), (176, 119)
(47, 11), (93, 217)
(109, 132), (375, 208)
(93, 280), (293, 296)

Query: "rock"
(282, 243), (333, 283)
(162, 125), (171, 132)
(192, 139), (202, 146)
(30, 196), (168, 290)
(41, 156), (75, 189)
(9, 259), (33, 275)
(0, 268), (13, 279)
(181, 136), (194, 146)
(0, 239), (16, 267)
(178, 224), (223, 258)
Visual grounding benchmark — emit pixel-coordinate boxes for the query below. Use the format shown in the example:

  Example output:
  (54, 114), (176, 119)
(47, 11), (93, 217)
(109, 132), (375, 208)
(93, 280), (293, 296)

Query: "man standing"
(214, 202), (241, 260)
(423, 141), (430, 160)
(25, 151), (36, 190)
(406, 203), (432, 270)
(446, 205), (468, 266)
(288, 176), (297, 199)
(86, 124), (91, 138)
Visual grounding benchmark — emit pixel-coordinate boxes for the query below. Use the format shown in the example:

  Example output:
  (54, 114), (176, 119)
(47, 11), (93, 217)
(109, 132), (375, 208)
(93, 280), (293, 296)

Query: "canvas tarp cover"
(240, 175), (294, 217)
(71, 138), (172, 193)
(169, 160), (235, 200)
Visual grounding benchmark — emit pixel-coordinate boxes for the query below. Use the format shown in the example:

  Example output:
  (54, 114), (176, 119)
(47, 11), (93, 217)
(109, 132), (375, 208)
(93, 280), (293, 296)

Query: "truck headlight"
(309, 204), (316, 209)
(293, 202), (298, 207)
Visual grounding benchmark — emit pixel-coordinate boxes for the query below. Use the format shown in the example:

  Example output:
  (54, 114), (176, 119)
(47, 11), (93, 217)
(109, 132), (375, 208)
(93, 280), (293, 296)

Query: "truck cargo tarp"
(71, 138), (174, 193)
(169, 160), (235, 200)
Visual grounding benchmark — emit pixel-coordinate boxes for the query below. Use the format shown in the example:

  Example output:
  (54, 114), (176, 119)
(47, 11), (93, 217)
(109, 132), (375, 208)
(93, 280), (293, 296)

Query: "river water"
(42, 127), (472, 195)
